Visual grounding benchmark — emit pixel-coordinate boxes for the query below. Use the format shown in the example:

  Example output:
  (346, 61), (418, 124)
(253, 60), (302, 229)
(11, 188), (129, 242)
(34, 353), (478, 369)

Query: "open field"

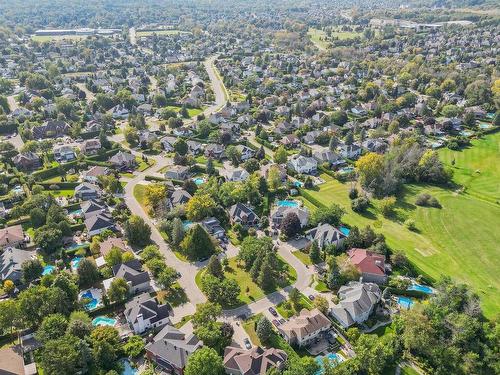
(136, 30), (191, 37)
(132, 184), (148, 213)
(307, 28), (329, 50)
(32, 35), (89, 42)
(300, 132), (500, 317)
(164, 105), (204, 118)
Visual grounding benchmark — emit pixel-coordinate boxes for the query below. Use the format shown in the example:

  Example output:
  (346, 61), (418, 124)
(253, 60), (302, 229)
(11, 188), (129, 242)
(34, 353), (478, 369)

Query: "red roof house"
(347, 248), (387, 284)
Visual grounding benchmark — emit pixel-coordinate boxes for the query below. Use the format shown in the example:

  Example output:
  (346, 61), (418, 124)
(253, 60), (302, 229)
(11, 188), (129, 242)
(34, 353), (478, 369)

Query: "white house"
(124, 294), (171, 334)
(288, 155), (318, 175)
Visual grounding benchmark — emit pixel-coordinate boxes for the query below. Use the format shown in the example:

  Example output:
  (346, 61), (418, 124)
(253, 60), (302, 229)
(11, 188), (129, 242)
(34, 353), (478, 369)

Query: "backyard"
(299, 132), (500, 317)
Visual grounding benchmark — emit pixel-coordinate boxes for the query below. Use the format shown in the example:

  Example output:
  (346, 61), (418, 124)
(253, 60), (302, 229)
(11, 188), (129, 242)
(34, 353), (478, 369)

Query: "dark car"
(279, 318), (286, 324)
(272, 319), (280, 327)
(308, 294), (315, 301)
(268, 307), (278, 317)
(243, 338), (252, 349)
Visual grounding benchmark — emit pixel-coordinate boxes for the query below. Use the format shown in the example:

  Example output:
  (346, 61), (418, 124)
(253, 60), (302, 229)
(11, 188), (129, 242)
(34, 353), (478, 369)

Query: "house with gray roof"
(84, 212), (115, 236)
(108, 260), (151, 294)
(312, 149), (342, 166)
(270, 206), (309, 228)
(223, 346), (288, 375)
(305, 223), (347, 249)
(0, 247), (36, 284)
(287, 155), (318, 175)
(168, 189), (192, 209)
(330, 281), (381, 328)
(125, 293), (171, 334)
(74, 182), (101, 201)
(278, 308), (331, 347)
(229, 203), (259, 227)
(145, 325), (202, 374)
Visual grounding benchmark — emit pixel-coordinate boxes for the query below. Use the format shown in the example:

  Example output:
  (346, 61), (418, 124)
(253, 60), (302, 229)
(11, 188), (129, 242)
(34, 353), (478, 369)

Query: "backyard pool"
(70, 208), (83, 216)
(92, 316), (117, 327)
(79, 289), (102, 310)
(42, 265), (55, 276)
(397, 296), (414, 310)
(71, 257), (82, 271)
(66, 242), (90, 251)
(294, 180), (303, 187)
(408, 283), (433, 294)
(121, 359), (138, 375)
(478, 122), (492, 129)
(182, 220), (194, 230)
(277, 200), (299, 208)
(192, 177), (205, 185)
(339, 226), (350, 236)
(338, 166), (354, 174)
(315, 353), (345, 374)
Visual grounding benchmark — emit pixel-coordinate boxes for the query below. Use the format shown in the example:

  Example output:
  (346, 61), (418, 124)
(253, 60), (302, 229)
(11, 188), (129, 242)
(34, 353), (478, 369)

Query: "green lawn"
(197, 256), (297, 307)
(155, 282), (188, 307)
(48, 189), (74, 197)
(299, 132), (500, 317)
(133, 184), (148, 213)
(136, 158), (156, 172)
(165, 105), (204, 118)
(194, 155), (223, 167)
(307, 28), (329, 50)
(276, 293), (314, 318)
(292, 250), (313, 266)
(32, 34), (89, 42)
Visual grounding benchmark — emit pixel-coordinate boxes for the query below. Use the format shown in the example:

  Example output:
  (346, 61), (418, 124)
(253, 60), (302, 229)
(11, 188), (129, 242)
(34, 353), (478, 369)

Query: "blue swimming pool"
(398, 296), (413, 310)
(92, 316), (117, 327)
(339, 226), (350, 236)
(192, 177), (205, 185)
(42, 265), (55, 276)
(338, 167), (354, 174)
(277, 200), (299, 208)
(478, 122), (492, 129)
(81, 290), (100, 310)
(71, 257), (82, 271)
(408, 284), (433, 294)
(182, 220), (194, 230)
(66, 242), (89, 251)
(70, 208), (82, 216)
(121, 359), (138, 375)
(315, 353), (344, 374)
(294, 181), (303, 187)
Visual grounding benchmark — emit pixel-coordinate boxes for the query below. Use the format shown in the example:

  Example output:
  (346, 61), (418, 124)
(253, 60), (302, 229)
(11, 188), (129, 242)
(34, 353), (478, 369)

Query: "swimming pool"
(121, 359), (138, 375)
(397, 296), (414, 310)
(42, 265), (55, 276)
(478, 122), (492, 129)
(294, 181), (303, 187)
(192, 177), (205, 185)
(71, 257), (82, 271)
(338, 167), (354, 174)
(80, 289), (102, 310)
(408, 284), (433, 294)
(70, 208), (83, 216)
(315, 353), (344, 374)
(339, 226), (350, 236)
(92, 316), (117, 327)
(66, 242), (90, 251)
(182, 220), (194, 230)
(277, 200), (299, 208)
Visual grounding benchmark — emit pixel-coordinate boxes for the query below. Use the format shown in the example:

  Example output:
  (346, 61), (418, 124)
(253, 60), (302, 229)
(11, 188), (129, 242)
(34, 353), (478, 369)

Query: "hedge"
(298, 188), (325, 209)
(32, 160), (79, 180)
(39, 182), (80, 189)
(255, 136), (275, 150)
(145, 175), (167, 182)
(318, 165), (336, 178)
(0, 123), (17, 134)
(7, 216), (30, 226)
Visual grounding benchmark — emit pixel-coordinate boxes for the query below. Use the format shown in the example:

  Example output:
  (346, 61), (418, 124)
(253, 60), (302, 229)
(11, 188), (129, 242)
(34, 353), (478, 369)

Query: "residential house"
(278, 308), (331, 347)
(80, 139), (102, 155)
(106, 259), (151, 295)
(305, 224), (347, 249)
(12, 152), (41, 170)
(160, 136), (177, 152)
(110, 151), (136, 169)
(82, 166), (109, 183)
(229, 203), (259, 226)
(223, 346), (287, 375)
(280, 134), (300, 148)
(168, 189), (192, 209)
(186, 140), (203, 155)
(205, 144), (225, 159)
(53, 145), (76, 162)
(338, 144), (362, 159)
(32, 120), (70, 139)
(288, 155), (318, 175)
(225, 168), (250, 182)
(124, 294), (171, 334)
(0, 247), (36, 283)
(270, 206), (309, 228)
(312, 149), (342, 166)
(138, 130), (157, 147)
(347, 248), (388, 284)
(81, 199), (108, 218)
(111, 104), (129, 119)
(235, 145), (255, 161)
(330, 282), (381, 328)
(145, 325), (202, 374)
(165, 165), (190, 181)
(74, 183), (101, 201)
(201, 217), (225, 240)
(84, 212), (115, 236)
(99, 237), (129, 257)
(0, 225), (28, 249)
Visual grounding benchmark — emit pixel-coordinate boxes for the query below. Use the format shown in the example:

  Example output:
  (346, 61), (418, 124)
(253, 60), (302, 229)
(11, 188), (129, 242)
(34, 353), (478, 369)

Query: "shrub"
(404, 219), (416, 231)
(380, 196), (396, 217)
(348, 187), (359, 200)
(351, 196), (370, 212)
(415, 193), (441, 208)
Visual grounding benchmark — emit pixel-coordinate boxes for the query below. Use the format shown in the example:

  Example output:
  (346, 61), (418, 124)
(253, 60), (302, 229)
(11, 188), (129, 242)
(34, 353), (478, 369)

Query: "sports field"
(136, 30), (191, 37)
(300, 132), (500, 317)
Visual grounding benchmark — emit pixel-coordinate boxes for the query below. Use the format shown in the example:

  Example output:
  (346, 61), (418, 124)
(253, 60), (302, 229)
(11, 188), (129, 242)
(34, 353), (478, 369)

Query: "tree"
(2, 280), (14, 294)
(184, 347), (224, 375)
(36, 313), (68, 344)
(206, 255), (224, 278)
(123, 126), (138, 145)
(309, 241), (322, 264)
(124, 215), (151, 246)
(39, 335), (85, 375)
(104, 247), (124, 266)
(185, 194), (216, 221)
(174, 138), (188, 155)
(355, 152), (384, 189)
(181, 224), (216, 260)
(380, 196), (396, 217)
(0, 299), (19, 334)
(257, 255), (274, 290)
(464, 80), (491, 106)
(77, 258), (100, 288)
(201, 274), (240, 306)
(53, 273), (78, 305)
(171, 217), (185, 246)
(310, 203), (344, 227)
(289, 287), (301, 309)
(156, 266), (179, 291)
(90, 326), (121, 371)
(192, 302), (222, 328)
(243, 158), (260, 173)
(34, 225), (63, 253)
(256, 316), (273, 343)
(280, 212), (302, 238)
(206, 157), (215, 175)
(274, 145), (288, 164)
(107, 277), (129, 303)
(268, 165), (282, 191)
(21, 258), (43, 283)
(123, 335), (145, 358)
(145, 183), (167, 216)
(30, 207), (46, 228)
(313, 295), (329, 315)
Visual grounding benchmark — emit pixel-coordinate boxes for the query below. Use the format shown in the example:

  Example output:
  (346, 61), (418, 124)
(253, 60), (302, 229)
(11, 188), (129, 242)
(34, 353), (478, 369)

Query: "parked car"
(279, 318), (286, 324)
(308, 294), (315, 301)
(272, 319), (280, 327)
(268, 307), (278, 317)
(243, 338), (251, 349)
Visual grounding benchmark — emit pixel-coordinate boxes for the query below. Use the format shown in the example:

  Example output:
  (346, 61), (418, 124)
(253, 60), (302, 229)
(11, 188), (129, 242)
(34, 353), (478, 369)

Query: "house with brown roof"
(278, 308), (331, 347)
(223, 346), (287, 375)
(99, 237), (128, 257)
(0, 225), (28, 249)
(347, 248), (387, 284)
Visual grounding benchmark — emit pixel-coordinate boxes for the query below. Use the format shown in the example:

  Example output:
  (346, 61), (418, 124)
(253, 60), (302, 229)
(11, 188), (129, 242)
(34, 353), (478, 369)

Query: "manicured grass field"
(136, 157), (156, 172)
(292, 250), (313, 266)
(133, 184), (147, 213)
(165, 105), (204, 118)
(307, 28), (329, 50)
(276, 293), (313, 318)
(300, 132), (500, 317)
(32, 35), (89, 42)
